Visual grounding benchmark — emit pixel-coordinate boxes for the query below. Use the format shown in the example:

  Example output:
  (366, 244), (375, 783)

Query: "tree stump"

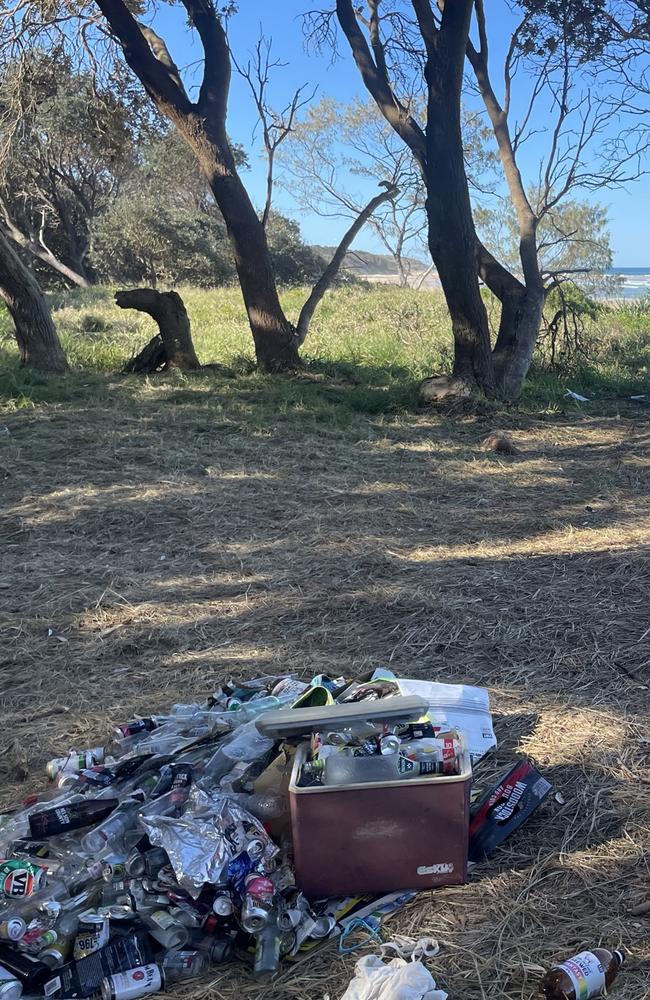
(116, 289), (201, 373)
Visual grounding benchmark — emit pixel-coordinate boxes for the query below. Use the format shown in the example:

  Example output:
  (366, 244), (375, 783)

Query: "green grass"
(1, 284), (648, 418)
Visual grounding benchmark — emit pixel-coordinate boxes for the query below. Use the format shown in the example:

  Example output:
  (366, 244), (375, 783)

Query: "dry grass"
(1, 371), (649, 1000)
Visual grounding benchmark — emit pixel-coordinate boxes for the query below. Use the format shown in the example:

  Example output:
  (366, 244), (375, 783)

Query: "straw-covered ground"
(1, 288), (649, 999)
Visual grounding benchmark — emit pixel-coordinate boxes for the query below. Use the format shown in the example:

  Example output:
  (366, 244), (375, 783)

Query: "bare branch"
(296, 182), (399, 343)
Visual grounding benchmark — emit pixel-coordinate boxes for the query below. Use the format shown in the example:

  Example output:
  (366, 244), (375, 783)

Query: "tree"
(81, 0), (304, 372)
(0, 51), (141, 288)
(0, 227), (68, 372)
(319, 1), (496, 392)
(312, 1), (647, 399)
(94, 131), (325, 288)
(281, 98), (427, 286)
(93, 131), (237, 287)
(1, 6), (400, 373)
(232, 28), (399, 343)
(464, 0), (646, 398)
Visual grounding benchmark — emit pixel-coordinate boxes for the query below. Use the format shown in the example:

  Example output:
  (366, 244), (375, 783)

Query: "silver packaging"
(140, 794), (277, 898)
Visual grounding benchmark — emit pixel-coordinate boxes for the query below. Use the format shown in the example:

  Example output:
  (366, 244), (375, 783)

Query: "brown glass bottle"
(541, 948), (625, 999)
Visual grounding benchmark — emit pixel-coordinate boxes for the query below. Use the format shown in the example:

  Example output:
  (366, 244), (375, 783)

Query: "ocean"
(604, 267), (650, 300)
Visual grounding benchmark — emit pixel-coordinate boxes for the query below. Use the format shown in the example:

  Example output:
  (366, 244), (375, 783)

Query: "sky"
(153, 0), (650, 266)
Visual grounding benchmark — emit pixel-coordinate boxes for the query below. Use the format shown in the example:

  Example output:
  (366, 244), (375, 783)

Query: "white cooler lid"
(255, 694), (429, 738)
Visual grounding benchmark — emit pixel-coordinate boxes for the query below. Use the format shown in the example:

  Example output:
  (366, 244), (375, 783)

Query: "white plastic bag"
(338, 954), (448, 1000)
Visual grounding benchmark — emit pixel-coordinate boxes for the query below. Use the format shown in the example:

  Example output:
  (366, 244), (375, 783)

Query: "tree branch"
(296, 182), (399, 343)
(94, 0), (191, 113)
(335, 0), (426, 167)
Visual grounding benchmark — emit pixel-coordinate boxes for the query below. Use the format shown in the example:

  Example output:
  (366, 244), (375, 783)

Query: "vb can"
(0, 860), (47, 899)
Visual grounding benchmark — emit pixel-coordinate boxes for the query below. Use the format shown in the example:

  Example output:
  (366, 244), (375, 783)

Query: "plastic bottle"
(540, 948), (624, 999)
(161, 949), (207, 981)
(201, 722), (275, 784)
(253, 916), (281, 976)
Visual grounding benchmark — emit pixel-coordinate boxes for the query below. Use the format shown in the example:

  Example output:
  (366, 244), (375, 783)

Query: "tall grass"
(1, 285), (648, 414)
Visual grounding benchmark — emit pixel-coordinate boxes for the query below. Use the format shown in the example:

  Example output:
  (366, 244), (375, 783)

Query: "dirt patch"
(1, 380), (649, 999)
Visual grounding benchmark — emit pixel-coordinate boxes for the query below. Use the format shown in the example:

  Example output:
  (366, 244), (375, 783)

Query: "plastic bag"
(338, 954), (448, 1000)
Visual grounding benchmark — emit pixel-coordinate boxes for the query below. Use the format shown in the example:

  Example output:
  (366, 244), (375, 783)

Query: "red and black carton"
(468, 759), (553, 863)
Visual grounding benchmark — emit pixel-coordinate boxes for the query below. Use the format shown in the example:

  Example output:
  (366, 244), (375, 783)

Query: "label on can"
(0, 860), (46, 898)
(74, 914), (110, 960)
(103, 964), (161, 1000)
(245, 876), (274, 904)
(557, 952), (605, 1000)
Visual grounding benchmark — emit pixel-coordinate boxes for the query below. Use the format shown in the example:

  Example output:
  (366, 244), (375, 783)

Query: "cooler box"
(288, 742), (471, 897)
(258, 695), (472, 898)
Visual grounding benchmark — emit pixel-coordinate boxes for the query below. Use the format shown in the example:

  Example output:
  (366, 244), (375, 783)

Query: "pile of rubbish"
(0, 668), (621, 1000)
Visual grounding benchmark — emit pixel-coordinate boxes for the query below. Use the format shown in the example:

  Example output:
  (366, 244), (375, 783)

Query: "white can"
(0, 965), (22, 1000)
(100, 964), (163, 1000)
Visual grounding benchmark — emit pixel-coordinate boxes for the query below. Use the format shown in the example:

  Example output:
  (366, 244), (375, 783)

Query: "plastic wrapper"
(140, 793), (278, 897)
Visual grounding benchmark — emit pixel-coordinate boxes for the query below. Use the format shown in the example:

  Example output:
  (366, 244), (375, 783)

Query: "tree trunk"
(424, 36), (494, 392)
(115, 288), (201, 371)
(492, 286), (545, 400)
(0, 228), (68, 373)
(183, 124), (300, 372)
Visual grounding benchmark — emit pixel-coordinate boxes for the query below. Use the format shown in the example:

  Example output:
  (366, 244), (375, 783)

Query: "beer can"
(38, 946), (67, 968)
(100, 964), (163, 1000)
(73, 913), (110, 960)
(245, 839), (265, 861)
(0, 964), (22, 1000)
(206, 938), (234, 964)
(347, 739), (379, 758)
(0, 919), (26, 942)
(212, 891), (234, 917)
(0, 860), (47, 899)
(45, 748), (105, 780)
(309, 915), (336, 938)
(22, 928), (57, 953)
(277, 907), (302, 932)
(114, 719), (156, 740)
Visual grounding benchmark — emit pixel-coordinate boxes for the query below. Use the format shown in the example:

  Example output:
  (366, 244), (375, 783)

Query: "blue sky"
(154, 1), (649, 266)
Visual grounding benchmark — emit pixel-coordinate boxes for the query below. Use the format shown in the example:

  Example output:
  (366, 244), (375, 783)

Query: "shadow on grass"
(0, 351), (421, 421)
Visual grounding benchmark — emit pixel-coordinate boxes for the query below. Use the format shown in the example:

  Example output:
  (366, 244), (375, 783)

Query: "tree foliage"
(0, 50), (144, 286)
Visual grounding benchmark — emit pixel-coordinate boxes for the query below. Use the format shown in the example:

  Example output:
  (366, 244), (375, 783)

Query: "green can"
(0, 859), (47, 899)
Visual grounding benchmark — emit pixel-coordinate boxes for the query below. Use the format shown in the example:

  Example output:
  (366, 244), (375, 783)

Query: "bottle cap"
(614, 949), (625, 966)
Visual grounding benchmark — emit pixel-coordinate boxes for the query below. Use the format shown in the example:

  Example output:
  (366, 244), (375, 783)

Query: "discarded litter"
(564, 389), (590, 402)
(338, 951), (448, 1000)
(0, 670), (556, 996)
(540, 947), (625, 999)
(468, 760), (553, 863)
